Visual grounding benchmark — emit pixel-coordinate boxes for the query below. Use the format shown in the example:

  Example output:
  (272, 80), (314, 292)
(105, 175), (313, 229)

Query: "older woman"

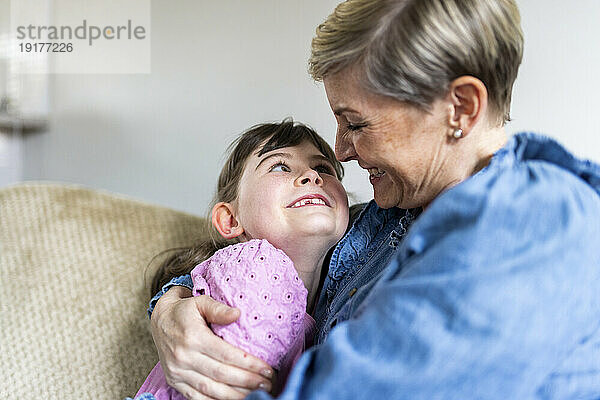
(149, 0), (600, 399)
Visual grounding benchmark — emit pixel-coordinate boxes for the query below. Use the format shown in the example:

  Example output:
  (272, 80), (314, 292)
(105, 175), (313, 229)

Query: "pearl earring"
(453, 128), (463, 139)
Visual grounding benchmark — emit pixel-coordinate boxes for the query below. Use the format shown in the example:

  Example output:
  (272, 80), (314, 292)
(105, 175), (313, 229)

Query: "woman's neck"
(471, 125), (507, 175)
(422, 125), (507, 211)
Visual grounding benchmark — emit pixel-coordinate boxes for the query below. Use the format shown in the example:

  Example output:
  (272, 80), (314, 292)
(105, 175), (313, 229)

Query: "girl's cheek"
(334, 181), (348, 201)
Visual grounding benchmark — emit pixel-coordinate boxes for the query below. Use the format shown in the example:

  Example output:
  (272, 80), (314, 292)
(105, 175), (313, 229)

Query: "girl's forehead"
(241, 142), (329, 177)
(254, 140), (322, 159)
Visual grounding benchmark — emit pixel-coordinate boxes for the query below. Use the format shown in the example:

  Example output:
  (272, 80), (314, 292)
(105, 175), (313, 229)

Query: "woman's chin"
(373, 181), (406, 209)
(373, 191), (399, 209)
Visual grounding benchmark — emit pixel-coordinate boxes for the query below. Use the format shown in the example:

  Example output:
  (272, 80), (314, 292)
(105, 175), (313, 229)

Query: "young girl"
(131, 119), (349, 399)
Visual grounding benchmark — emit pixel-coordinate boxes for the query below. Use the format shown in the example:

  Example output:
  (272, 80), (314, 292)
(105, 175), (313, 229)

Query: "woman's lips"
(368, 167), (386, 185)
(369, 174), (385, 185)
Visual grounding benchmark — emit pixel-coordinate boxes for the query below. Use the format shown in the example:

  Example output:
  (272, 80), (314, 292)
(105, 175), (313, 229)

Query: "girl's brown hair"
(150, 118), (344, 297)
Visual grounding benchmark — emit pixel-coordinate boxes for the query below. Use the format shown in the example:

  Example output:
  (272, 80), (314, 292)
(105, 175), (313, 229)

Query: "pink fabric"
(135, 239), (314, 399)
(136, 362), (184, 399)
(191, 239), (310, 369)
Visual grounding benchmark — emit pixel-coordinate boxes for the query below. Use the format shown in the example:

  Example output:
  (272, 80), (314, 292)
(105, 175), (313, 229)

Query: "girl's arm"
(151, 286), (274, 399)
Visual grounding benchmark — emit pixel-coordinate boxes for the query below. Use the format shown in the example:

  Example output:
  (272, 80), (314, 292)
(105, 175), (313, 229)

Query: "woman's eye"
(270, 162), (291, 172)
(346, 122), (366, 132)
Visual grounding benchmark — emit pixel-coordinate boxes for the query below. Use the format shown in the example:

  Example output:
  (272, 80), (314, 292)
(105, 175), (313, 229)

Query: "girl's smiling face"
(234, 140), (349, 253)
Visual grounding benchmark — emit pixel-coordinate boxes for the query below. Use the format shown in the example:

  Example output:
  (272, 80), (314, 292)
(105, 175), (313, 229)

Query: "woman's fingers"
(171, 373), (249, 400)
(171, 382), (215, 400)
(231, 387), (253, 396)
(201, 329), (272, 378)
(194, 295), (241, 325)
(178, 342), (272, 392)
(192, 296), (274, 378)
(160, 315), (273, 392)
(151, 291), (274, 398)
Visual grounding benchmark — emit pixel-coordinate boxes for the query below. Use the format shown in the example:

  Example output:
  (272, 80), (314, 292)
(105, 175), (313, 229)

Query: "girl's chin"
(293, 224), (338, 240)
(286, 212), (343, 240)
(297, 226), (337, 238)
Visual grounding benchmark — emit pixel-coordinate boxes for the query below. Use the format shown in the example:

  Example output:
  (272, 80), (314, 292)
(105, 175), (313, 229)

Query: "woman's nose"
(295, 168), (323, 186)
(335, 130), (358, 162)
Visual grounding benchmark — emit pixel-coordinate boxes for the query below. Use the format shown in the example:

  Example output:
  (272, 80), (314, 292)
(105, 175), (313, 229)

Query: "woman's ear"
(211, 202), (244, 239)
(446, 76), (489, 136)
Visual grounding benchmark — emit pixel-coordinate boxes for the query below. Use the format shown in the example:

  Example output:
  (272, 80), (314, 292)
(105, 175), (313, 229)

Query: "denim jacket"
(313, 202), (419, 344)
(246, 133), (600, 400)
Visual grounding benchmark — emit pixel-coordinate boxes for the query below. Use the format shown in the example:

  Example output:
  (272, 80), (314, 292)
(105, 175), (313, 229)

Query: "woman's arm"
(151, 285), (274, 399)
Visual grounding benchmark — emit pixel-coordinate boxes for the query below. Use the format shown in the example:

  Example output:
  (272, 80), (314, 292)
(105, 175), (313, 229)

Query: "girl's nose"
(295, 168), (323, 186)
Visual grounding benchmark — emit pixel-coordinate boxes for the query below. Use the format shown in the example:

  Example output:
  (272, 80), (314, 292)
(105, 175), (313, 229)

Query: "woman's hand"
(150, 286), (274, 400)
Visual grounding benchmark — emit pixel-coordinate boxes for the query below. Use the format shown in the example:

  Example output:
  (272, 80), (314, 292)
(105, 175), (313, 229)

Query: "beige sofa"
(0, 183), (208, 399)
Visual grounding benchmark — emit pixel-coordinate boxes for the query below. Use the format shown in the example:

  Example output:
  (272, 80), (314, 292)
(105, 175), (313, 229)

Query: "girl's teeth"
(292, 198), (326, 207)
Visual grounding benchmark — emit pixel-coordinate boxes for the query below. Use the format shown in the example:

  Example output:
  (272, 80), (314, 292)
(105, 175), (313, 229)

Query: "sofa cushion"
(0, 183), (208, 399)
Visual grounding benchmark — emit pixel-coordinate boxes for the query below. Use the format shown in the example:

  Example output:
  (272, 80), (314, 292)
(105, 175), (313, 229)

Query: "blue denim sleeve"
(246, 154), (600, 399)
(147, 274), (193, 318)
(124, 394), (156, 400)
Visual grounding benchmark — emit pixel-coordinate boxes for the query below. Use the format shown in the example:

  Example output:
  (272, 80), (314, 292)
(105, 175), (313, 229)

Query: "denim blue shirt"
(246, 133), (600, 399)
(313, 202), (419, 344)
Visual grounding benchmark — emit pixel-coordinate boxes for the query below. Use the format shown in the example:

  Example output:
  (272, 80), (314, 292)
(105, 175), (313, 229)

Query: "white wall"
(511, 0), (600, 159)
(7, 0), (600, 215)
(0, 0), (21, 187)
(20, 0), (362, 215)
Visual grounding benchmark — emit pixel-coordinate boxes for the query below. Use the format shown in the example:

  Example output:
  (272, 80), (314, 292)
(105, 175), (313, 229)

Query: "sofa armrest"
(0, 182), (208, 399)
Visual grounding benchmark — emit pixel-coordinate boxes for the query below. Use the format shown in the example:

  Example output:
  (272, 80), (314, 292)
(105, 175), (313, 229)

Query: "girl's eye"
(314, 164), (336, 175)
(270, 162), (291, 172)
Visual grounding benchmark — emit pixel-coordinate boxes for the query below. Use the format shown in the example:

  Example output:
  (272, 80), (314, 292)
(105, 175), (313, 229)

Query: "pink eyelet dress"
(133, 239), (316, 399)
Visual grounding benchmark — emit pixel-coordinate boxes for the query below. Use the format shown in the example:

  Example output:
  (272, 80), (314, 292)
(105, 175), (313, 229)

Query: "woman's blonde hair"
(150, 118), (344, 296)
(309, 0), (523, 125)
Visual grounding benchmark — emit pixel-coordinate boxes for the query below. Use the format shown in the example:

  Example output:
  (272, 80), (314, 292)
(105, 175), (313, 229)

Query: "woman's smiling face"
(234, 140), (349, 251)
(324, 66), (456, 210)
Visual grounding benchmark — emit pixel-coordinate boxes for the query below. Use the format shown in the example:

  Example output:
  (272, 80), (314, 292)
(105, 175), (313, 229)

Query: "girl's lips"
(287, 194), (331, 208)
